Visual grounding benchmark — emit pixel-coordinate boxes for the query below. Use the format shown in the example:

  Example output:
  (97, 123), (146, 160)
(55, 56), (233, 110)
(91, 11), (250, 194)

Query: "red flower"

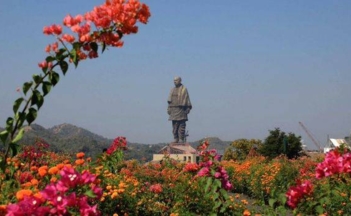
(149, 183), (162, 194)
(183, 163), (200, 172)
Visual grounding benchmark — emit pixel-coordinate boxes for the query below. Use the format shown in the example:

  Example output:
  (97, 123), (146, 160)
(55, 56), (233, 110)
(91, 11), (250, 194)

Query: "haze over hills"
(0, 124), (232, 161)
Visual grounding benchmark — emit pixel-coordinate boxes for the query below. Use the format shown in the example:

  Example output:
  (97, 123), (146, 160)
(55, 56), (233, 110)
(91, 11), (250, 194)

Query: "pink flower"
(61, 34), (75, 43)
(197, 167), (210, 177)
(43, 24), (62, 35)
(286, 180), (313, 209)
(38, 60), (48, 68)
(223, 181), (233, 190)
(214, 172), (221, 178)
(7, 196), (48, 215)
(106, 137), (127, 155)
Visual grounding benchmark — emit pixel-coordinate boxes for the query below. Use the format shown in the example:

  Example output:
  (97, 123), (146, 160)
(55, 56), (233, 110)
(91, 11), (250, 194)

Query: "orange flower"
(75, 159), (85, 165)
(0, 205), (6, 215)
(243, 209), (251, 216)
(30, 166), (38, 171)
(21, 182), (32, 188)
(56, 163), (65, 170)
(76, 152), (85, 159)
(50, 177), (57, 183)
(31, 178), (39, 186)
(48, 166), (59, 175)
(16, 189), (33, 201)
(33, 192), (44, 201)
(38, 166), (48, 177)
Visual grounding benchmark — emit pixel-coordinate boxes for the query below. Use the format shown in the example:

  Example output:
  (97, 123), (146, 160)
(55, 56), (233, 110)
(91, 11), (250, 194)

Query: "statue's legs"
(178, 120), (186, 142)
(172, 120), (186, 143)
(172, 121), (179, 143)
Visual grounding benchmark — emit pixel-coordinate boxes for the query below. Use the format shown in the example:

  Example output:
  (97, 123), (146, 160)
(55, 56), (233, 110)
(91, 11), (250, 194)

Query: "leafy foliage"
(258, 128), (303, 159)
(223, 139), (262, 161)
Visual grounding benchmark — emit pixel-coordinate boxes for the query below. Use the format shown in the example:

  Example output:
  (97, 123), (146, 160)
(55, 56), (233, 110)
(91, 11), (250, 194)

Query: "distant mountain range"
(0, 124), (231, 161)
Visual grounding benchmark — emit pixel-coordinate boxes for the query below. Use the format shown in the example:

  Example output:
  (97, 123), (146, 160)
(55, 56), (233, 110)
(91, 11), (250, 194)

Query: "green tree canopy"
(223, 138), (262, 161)
(258, 128), (303, 159)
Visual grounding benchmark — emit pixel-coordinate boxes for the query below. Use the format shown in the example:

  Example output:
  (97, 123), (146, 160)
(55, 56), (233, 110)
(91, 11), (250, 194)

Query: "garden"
(1, 0), (351, 215)
(1, 137), (351, 215)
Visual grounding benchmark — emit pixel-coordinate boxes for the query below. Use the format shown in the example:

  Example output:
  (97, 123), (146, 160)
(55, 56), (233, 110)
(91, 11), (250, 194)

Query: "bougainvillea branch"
(0, 0), (151, 170)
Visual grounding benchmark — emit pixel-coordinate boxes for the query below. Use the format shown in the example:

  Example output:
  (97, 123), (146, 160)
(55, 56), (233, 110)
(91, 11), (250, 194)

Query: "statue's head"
(174, 76), (182, 87)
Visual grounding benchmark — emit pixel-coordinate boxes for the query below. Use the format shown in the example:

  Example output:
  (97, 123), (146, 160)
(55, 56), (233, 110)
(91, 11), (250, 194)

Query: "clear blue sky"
(1, 1), (351, 149)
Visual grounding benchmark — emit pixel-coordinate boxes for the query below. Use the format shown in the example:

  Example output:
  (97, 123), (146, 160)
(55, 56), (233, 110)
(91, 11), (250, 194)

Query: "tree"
(223, 139), (262, 161)
(258, 128), (303, 159)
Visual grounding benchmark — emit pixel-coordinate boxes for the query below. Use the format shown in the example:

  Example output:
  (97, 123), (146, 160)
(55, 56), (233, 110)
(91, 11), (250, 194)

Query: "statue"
(167, 76), (192, 143)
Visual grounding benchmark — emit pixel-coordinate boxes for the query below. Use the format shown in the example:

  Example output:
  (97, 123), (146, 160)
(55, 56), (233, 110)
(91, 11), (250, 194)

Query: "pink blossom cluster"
(315, 149), (351, 179)
(7, 167), (103, 216)
(197, 147), (232, 191)
(106, 136), (127, 155)
(149, 183), (163, 194)
(286, 180), (313, 209)
(40, 0), (151, 67)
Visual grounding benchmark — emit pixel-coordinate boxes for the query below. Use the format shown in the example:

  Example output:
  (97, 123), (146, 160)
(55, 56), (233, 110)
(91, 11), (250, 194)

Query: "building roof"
(158, 143), (197, 154)
(329, 138), (347, 147)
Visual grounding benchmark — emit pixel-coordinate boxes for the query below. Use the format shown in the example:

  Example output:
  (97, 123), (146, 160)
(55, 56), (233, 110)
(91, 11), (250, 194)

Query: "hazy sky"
(1, 1), (351, 149)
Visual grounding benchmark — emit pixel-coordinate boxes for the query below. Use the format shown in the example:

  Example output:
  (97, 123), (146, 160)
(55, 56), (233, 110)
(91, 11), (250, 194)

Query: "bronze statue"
(167, 76), (192, 143)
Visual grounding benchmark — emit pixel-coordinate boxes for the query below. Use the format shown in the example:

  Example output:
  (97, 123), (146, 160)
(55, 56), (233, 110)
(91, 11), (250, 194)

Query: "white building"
(324, 138), (349, 153)
(153, 143), (199, 163)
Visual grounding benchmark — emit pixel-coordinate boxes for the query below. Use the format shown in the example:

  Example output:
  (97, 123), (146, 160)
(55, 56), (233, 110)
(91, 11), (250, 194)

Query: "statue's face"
(174, 77), (181, 87)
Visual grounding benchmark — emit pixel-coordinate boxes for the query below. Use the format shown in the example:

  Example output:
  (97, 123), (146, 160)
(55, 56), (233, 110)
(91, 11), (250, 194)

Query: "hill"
(0, 124), (231, 161)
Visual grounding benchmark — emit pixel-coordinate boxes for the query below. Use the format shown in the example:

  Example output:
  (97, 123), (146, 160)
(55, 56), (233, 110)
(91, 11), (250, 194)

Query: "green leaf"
(213, 201), (221, 210)
(212, 193), (219, 201)
(0, 130), (9, 144)
(205, 177), (213, 192)
(70, 49), (79, 67)
(278, 193), (287, 204)
(72, 42), (81, 50)
(84, 190), (96, 198)
(101, 42), (106, 53)
(13, 98), (24, 113)
(26, 108), (37, 125)
(315, 205), (324, 214)
(220, 205), (228, 213)
(32, 74), (42, 84)
(90, 42), (98, 53)
(49, 71), (60, 86)
(59, 60), (68, 75)
(42, 81), (52, 96)
(9, 142), (19, 157)
(213, 179), (221, 188)
(15, 112), (26, 129)
(219, 189), (229, 200)
(46, 56), (55, 63)
(56, 48), (67, 61)
(269, 198), (276, 207)
(12, 128), (24, 143)
(6, 117), (14, 131)
(23, 82), (33, 95)
(31, 90), (44, 110)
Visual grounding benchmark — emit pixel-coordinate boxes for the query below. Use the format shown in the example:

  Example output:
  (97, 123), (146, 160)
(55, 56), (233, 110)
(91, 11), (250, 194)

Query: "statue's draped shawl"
(167, 85), (192, 121)
(168, 85), (192, 107)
